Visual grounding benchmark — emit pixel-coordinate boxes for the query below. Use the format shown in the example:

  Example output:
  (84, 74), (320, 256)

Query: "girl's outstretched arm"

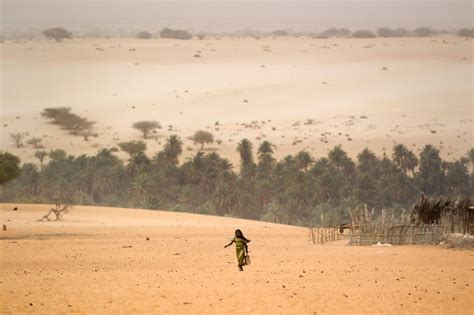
(224, 240), (234, 248)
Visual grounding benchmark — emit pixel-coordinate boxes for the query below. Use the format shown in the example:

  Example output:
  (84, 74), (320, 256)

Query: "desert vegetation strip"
(1, 138), (472, 228)
(41, 107), (95, 139)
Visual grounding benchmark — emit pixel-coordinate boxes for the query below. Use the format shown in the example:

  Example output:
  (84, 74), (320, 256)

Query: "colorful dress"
(233, 237), (248, 267)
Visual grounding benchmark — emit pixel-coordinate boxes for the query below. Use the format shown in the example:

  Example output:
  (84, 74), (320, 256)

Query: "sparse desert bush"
(160, 28), (192, 40)
(27, 137), (44, 149)
(272, 30), (288, 36)
(132, 121), (161, 139)
(192, 130), (214, 150)
(352, 30), (376, 38)
(414, 27), (436, 37)
(137, 31), (152, 39)
(316, 28), (351, 38)
(118, 140), (147, 157)
(42, 27), (72, 42)
(377, 27), (409, 38)
(458, 28), (474, 38)
(0, 152), (21, 185)
(10, 133), (25, 148)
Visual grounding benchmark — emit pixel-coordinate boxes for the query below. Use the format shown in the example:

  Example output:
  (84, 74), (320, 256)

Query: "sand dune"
(1, 36), (472, 165)
(0, 204), (473, 314)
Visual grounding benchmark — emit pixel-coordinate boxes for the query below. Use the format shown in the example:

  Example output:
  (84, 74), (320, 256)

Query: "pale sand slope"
(1, 204), (473, 314)
(1, 36), (472, 166)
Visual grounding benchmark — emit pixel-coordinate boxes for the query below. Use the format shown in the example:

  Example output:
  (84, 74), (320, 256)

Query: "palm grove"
(1, 135), (472, 226)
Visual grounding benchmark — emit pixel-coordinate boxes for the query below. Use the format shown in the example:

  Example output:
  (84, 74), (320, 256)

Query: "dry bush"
(38, 203), (71, 221)
(272, 30), (288, 36)
(160, 28), (192, 40)
(458, 28), (474, 38)
(10, 133), (26, 148)
(414, 27), (436, 37)
(316, 28), (351, 38)
(137, 31), (152, 39)
(26, 137), (44, 149)
(352, 30), (376, 38)
(377, 27), (409, 38)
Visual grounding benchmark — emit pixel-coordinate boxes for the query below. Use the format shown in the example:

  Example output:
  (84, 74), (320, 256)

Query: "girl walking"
(224, 229), (251, 271)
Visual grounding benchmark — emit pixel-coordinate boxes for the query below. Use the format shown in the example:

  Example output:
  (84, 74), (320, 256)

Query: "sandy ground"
(1, 36), (472, 165)
(0, 203), (473, 314)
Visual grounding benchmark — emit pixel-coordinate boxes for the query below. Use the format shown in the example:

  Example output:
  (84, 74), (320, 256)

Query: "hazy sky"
(2, 1), (472, 36)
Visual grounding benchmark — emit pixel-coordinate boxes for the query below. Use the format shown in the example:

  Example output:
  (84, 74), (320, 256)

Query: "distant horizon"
(2, 1), (472, 37)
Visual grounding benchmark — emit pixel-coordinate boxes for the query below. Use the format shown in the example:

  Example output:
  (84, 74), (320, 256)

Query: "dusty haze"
(2, 1), (473, 38)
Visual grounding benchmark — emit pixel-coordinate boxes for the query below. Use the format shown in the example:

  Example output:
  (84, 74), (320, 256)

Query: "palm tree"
(404, 149), (419, 177)
(466, 148), (474, 176)
(328, 145), (354, 175)
(295, 151), (314, 172)
(392, 143), (408, 173)
(258, 141), (274, 156)
(417, 145), (444, 195)
(87, 149), (124, 202)
(163, 135), (183, 165)
(256, 141), (275, 177)
(132, 173), (153, 199)
(213, 172), (238, 215)
(445, 161), (469, 196)
(357, 148), (379, 174)
(34, 150), (48, 168)
(237, 138), (255, 178)
(126, 151), (151, 176)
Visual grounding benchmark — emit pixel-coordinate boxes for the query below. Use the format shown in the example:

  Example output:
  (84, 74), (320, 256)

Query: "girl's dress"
(233, 237), (248, 267)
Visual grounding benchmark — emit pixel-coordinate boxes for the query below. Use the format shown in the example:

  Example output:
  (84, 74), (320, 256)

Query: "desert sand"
(1, 36), (472, 165)
(0, 204), (473, 314)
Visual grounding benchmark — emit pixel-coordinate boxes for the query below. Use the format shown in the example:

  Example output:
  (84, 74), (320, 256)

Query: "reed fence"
(308, 227), (342, 244)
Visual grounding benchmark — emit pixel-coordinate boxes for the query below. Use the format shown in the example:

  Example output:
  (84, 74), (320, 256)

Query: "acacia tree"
(43, 27), (72, 42)
(192, 130), (214, 150)
(118, 140), (147, 159)
(41, 107), (71, 124)
(61, 114), (95, 135)
(133, 121), (160, 139)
